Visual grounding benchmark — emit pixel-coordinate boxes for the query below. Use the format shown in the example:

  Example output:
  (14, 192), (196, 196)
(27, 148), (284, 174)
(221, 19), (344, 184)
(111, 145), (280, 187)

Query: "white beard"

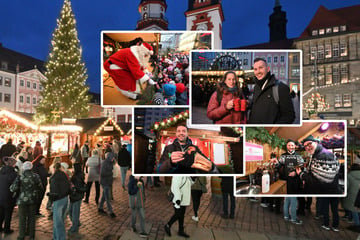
(130, 46), (150, 69)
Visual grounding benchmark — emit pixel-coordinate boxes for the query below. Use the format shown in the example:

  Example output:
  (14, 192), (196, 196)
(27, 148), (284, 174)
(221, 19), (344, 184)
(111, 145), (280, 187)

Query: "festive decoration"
(151, 110), (189, 132)
(231, 127), (243, 137)
(94, 117), (124, 136)
(304, 92), (330, 116)
(34, 0), (90, 124)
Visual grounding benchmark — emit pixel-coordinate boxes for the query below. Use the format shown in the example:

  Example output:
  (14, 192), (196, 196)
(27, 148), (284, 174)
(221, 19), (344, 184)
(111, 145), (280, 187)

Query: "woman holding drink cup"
(207, 71), (247, 124)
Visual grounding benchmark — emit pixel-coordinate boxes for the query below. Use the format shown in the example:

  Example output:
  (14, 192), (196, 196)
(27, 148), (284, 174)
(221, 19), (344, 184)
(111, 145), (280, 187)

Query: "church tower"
(268, 0), (287, 42)
(185, 0), (224, 49)
(136, 0), (169, 30)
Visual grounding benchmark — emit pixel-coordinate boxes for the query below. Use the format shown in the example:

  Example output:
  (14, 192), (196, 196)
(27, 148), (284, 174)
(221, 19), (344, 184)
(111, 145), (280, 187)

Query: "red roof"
(299, 4), (360, 39)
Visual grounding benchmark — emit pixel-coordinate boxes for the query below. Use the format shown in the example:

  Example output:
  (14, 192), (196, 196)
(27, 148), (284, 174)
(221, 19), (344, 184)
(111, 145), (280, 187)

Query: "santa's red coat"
(104, 47), (149, 92)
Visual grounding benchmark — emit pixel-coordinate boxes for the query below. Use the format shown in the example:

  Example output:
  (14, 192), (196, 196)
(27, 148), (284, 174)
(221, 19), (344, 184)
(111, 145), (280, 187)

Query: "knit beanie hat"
(23, 161), (33, 171)
(175, 83), (186, 93)
(3, 157), (17, 167)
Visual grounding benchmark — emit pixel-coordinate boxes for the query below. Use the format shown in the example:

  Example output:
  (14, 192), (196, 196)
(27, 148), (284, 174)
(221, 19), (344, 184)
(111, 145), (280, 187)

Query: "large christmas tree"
(35, 0), (90, 124)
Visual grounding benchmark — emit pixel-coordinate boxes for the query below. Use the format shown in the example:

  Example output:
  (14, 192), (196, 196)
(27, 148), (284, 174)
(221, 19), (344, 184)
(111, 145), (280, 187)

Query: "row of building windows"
(261, 55), (286, 64)
(334, 93), (351, 108)
(0, 76), (12, 87)
(311, 65), (349, 85)
(19, 79), (43, 90)
(311, 25), (347, 36)
(310, 42), (347, 60)
(117, 114), (132, 123)
(19, 95), (41, 105)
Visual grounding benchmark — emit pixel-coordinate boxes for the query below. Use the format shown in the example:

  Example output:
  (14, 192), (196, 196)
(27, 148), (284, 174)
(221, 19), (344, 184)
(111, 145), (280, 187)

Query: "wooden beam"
(298, 123), (321, 143)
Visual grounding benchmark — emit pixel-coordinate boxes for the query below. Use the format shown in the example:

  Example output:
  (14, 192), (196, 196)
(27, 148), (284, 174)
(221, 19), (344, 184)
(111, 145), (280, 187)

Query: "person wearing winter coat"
(164, 176), (194, 238)
(0, 157), (18, 234)
(98, 152), (116, 218)
(207, 71), (246, 124)
(10, 161), (43, 240)
(32, 155), (50, 216)
(48, 162), (72, 240)
(118, 144), (131, 190)
(0, 139), (17, 164)
(220, 176), (235, 219)
(128, 175), (148, 237)
(81, 141), (90, 173)
(84, 149), (101, 204)
(248, 58), (295, 124)
(68, 163), (87, 234)
(32, 141), (43, 161)
(191, 176), (207, 222)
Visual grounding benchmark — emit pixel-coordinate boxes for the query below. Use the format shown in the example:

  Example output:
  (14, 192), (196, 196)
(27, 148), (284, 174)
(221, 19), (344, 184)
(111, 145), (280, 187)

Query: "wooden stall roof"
(76, 118), (131, 136)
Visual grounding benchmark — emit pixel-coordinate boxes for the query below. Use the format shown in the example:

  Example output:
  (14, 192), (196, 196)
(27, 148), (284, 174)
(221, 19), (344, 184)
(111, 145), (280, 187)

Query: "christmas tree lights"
(34, 0), (90, 124)
(304, 92), (330, 116)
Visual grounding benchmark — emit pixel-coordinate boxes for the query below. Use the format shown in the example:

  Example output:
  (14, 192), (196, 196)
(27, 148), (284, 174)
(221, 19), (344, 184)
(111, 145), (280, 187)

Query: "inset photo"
(190, 50), (302, 125)
(236, 120), (346, 197)
(134, 107), (244, 175)
(101, 31), (212, 106)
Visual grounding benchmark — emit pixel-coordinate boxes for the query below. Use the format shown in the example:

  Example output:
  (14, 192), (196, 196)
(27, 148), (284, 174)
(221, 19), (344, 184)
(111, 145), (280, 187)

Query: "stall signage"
(104, 126), (114, 131)
(245, 142), (263, 161)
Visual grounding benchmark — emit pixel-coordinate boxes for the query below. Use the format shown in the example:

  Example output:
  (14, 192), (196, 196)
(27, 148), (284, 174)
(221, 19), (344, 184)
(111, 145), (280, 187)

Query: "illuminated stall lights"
(40, 125), (83, 133)
(93, 117), (123, 136)
(151, 110), (189, 132)
(0, 110), (38, 130)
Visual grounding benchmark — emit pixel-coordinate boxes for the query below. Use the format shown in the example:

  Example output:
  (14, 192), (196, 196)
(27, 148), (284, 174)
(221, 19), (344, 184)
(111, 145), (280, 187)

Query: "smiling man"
(156, 124), (219, 174)
(248, 58), (295, 124)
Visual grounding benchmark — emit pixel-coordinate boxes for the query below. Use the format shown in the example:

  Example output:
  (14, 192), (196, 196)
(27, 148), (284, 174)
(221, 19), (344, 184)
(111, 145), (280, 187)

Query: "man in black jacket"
(248, 58), (295, 124)
(156, 125), (219, 174)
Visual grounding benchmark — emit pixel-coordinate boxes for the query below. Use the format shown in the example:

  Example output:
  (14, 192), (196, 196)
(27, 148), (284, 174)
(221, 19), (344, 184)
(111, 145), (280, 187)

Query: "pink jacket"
(207, 91), (245, 124)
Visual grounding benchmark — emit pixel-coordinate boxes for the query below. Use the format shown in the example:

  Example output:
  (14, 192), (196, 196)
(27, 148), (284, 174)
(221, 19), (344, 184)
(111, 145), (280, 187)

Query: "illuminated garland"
(231, 127), (243, 137)
(304, 92), (330, 115)
(94, 117), (124, 136)
(151, 110), (189, 132)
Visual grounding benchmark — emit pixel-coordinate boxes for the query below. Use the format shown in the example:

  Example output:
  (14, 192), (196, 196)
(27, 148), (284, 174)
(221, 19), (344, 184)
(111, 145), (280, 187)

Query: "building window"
(310, 46), (317, 60)
(20, 79), (24, 87)
(318, 68), (325, 86)
(267, 56), (272, 63)
(4, 94), (10, 103)
(280, 55), (285, 63)
(20, 95), (24, 103)
(279, 67), (285, 77)
(319, 29), (325, 35)
(117, 114), (126, 122)
(317, 45), (324, 59)
(326, 28), (332, 34)
(27, 81), (31, 88)
(293, 54), (298, 64)
(311, 30), (318, 36)
(33, 82), (37, 89)
(273, 56), (278, 64)
(143, 12), (148, 19)
(291, 67), (300, 77)
(26, 96), (30, 104)
(333, 43), (339, 57)
(326, 67), (332, 85)
(340, 42), (347, 56)
(333, 67), (340, 84)
(0, 76), (2, 85)
(33, 97), (37, 105)
(325, 44), (332, 58)
(243, 59), (248, 66)
(272, 67), (278, 78)
(4, 78), (11, 87)
(334, 94), (342, 108)
(343, 94), (351, 107)
(39, 84), (43, 90)
(340, 25), (347, 31)
(333, 26), (339, 33)
(341, 65), (348, 83)
(0, 93), (2, 102)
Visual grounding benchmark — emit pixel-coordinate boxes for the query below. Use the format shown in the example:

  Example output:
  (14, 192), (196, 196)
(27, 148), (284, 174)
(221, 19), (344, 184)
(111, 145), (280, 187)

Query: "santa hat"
(140, 42), (153, 55)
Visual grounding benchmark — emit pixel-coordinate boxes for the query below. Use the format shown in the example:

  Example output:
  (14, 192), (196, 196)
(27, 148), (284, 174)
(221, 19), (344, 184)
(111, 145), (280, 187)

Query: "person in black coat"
(32, 155), (50, 216)
(118, 144), (131, 190)
(220, 176), (235, 219)
(248, 58), (295, 124)
(0, 139), (17, 167)
(0, 157), (18, 234)
(68, 163), (86, 234)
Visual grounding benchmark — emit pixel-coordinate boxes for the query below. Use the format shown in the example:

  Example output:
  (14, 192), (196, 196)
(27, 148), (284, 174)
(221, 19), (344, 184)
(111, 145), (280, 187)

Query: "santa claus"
(103, 42), (155, 99)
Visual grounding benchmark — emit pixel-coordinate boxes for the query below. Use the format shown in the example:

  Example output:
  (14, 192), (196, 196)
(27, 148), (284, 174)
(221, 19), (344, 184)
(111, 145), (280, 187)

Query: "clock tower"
(185, 0), (224, 49)
(136, 0), (169, 30)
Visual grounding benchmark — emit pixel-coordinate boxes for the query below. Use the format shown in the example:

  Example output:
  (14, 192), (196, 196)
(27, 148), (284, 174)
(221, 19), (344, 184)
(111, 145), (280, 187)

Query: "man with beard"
(248, 58), (295, 124)
(156, 124), (219, 174)
(103, 41), (156, 100)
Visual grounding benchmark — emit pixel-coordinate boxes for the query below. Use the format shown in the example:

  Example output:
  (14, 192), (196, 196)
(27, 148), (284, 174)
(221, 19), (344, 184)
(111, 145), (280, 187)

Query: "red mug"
(233, 98), (240, 111)
(240, 99), (247, 111)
